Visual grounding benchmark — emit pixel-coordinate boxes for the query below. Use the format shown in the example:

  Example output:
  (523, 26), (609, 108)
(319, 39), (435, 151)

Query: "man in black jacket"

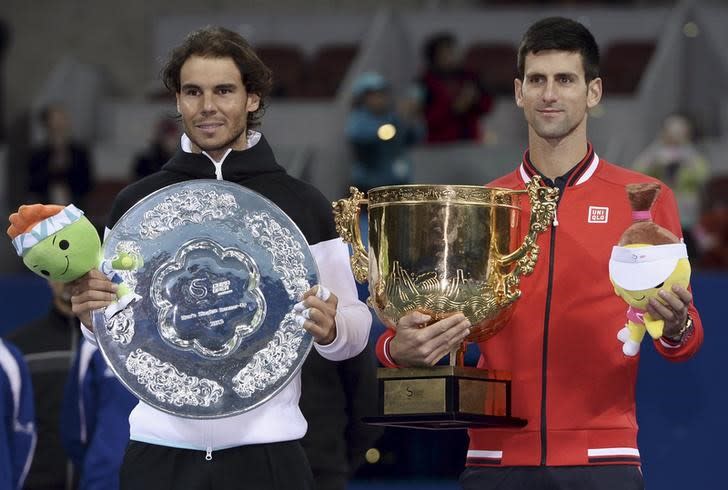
(69, 27), (372, 490)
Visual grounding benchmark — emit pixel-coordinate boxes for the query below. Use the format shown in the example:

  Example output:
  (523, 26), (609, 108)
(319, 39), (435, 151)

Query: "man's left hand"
(295, 285), (338, 345)
(647, 285), (692, 339)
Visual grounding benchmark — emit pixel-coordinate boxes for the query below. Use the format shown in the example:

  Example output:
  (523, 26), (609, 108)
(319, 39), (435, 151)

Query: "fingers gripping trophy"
(333, 178), (557, 428)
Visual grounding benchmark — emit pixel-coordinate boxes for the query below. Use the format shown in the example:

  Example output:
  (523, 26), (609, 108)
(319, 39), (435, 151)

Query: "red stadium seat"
(304, 43), (359, 98)
(463, 42), (518, 96)
(601, 40), (656, 94)
(255, 43), (308, 98)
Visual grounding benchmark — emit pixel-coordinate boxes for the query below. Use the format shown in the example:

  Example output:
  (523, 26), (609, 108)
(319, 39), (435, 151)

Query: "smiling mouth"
(633, 295), (645, 301)
(60, 256), (70, 276)
(197, 123), (223, 130)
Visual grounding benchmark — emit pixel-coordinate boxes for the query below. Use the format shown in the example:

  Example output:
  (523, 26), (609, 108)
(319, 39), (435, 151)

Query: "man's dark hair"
(517, 17), (600, 83)
(423, 32), (456, 66)
(161, 26), (273, 128)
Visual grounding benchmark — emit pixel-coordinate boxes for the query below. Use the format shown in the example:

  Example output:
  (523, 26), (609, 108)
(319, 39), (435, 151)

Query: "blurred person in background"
(346, 72), (424, 191)
(27, 104), (94, 209)
(131, 118), (181, 180)
(6, 281), (78, 490)
(0, 337), (36, 490)
(418, 32), (493, 144)
(59, 337), (137, 490)
(694, 175), (728, 269)
(633, 113), (709, 258)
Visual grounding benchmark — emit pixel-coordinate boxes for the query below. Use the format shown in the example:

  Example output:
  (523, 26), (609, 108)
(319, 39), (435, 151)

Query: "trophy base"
(367, 366), (527, 430)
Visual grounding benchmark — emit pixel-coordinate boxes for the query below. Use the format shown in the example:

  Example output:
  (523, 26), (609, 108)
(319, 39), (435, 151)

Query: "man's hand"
(295, 285), (338, 345)
(389, 312), (471, 367)
(69, 270), (117, 331)
(647, 285), (692, 340)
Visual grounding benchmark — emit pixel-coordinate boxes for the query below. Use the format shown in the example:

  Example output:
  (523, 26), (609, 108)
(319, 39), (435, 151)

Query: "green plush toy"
(8, 203), (141, 319)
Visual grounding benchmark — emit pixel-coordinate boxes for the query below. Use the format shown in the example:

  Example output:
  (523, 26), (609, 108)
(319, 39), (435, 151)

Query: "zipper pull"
(205, 447), (213, 461)
(553, 209), (559, 227)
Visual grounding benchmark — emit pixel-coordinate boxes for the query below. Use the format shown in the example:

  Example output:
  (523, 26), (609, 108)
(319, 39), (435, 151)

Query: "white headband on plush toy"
(609, 243), (687, 291)
(12, 204), (84, 257)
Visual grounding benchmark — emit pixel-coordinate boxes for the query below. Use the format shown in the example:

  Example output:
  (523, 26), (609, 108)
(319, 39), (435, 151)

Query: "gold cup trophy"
(333, 176), (558, 429)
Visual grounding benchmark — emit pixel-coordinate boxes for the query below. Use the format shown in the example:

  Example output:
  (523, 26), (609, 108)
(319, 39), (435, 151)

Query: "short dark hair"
(423, 32), (456, 66)
(517, 17), (600, 83)
(161, 26), (273, 128)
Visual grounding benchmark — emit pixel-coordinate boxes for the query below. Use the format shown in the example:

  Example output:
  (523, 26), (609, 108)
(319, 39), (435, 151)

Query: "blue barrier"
(0, 274), (52, 336)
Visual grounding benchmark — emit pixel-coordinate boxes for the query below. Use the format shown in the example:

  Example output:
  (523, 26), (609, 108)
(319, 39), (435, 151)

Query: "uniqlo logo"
(588, 206), (609, 223)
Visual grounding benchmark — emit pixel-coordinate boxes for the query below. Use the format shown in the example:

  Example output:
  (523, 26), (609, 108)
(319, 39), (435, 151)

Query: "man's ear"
(175, 93), (181, 114)
(587, 77), (602, 109)
(514, 78), (524, 108)
(246, 93), (261, 113)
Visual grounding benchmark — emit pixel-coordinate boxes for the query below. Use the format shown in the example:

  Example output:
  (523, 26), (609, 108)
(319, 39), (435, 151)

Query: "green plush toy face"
(22, 217), (101, 282)
(611, 244), (691, 310)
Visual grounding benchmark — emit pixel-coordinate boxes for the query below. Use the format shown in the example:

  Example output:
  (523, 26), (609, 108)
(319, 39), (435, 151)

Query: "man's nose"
(201, 92), (216, 114)
(542, 80), (558, 102)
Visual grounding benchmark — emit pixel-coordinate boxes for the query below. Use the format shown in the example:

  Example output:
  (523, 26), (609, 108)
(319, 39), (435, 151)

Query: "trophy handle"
(332, 187), (369, 283)
(497, 176), (559, 300)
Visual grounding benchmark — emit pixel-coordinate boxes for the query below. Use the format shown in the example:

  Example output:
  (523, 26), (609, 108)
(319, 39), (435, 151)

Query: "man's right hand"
(389, 311), (471, 367)
(69, 270), (117, 331)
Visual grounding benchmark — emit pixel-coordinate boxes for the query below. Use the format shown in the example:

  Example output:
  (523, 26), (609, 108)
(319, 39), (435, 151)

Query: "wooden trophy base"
(362, 366), (527, 430)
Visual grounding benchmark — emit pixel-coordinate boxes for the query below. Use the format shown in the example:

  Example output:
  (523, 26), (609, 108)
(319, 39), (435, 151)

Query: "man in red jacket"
(376, 17), (703, 490)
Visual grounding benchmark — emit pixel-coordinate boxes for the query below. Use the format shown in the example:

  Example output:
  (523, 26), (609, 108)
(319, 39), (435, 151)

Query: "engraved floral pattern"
(140, 189), (238, 239)
(368, 185), (512, 206)
(243, 211), (310, 299)
(105, 307), (135, 345)
(231, 312), (303, 398)
(126, 349), (224, 407)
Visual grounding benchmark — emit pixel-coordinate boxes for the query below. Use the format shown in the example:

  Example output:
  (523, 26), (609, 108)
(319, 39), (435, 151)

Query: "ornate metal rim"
(367, 184), (524, 207)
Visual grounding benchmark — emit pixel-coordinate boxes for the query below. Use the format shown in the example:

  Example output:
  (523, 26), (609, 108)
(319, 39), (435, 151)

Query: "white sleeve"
(309, 237), (371, 361)
(80, 322), (97, 346)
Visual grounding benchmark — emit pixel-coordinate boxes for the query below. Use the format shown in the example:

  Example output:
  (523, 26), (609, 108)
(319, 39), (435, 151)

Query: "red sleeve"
(375, 328), (400, 368)
(650, 184), (704, 361)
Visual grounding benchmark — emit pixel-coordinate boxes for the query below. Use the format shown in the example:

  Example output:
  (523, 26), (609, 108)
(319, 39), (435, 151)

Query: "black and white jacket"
(82, 132), (371, 456)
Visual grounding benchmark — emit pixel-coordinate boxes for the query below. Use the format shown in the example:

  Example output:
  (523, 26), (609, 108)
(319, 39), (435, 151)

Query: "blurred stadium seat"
(463, 42), (518, 96)
(601, 40), (656, 94)
(255, 43), (308, 98)
(304, 43), (359, 98)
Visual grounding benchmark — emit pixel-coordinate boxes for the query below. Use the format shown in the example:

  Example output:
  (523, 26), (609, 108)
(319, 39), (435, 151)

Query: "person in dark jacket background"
(26, 104), (94, 209)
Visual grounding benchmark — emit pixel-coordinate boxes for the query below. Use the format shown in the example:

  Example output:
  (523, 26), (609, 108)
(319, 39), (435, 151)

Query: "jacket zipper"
(540, 186), (563, 465)
(205, 424), (213, 461)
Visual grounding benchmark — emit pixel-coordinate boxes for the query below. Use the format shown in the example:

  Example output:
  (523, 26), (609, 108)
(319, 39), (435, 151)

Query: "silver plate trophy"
(91, 180), (318, 419)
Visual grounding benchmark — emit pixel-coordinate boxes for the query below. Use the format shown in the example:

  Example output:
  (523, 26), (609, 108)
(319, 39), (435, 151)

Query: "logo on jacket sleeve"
(588, 206), (609, 223)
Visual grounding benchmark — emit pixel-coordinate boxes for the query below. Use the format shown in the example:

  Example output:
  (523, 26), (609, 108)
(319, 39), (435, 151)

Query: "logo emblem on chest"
(588, 206), (609, 223)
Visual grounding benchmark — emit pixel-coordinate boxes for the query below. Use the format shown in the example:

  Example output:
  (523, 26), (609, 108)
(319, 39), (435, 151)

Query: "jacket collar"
(163, 131), (285, 181)
(519, 142), (599, 187)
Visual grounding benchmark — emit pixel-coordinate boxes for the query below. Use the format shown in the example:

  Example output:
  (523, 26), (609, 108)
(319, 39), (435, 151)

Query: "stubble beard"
(185, 122), (248, 154)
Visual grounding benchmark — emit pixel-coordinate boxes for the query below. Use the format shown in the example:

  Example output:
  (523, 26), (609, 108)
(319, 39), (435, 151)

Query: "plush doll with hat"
(7, 203), (141, 320)
(609, 183), (691, 356)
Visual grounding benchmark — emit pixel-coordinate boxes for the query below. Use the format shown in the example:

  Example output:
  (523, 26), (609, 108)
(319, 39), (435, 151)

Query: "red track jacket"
(376, 145), (703, 467)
